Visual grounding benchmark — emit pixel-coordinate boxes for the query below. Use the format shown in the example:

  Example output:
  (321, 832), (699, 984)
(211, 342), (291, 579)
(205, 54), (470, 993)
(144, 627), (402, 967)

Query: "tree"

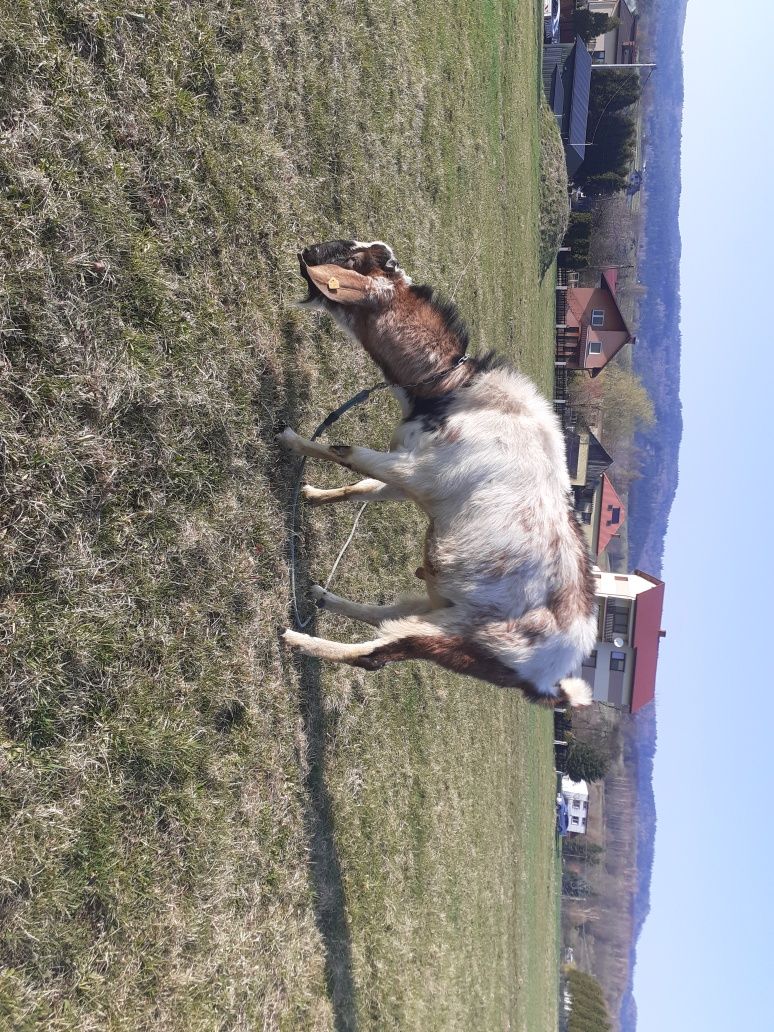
(565, 969), (613, 1032)
(562, 872), (595, 899)
(568, 364), (655, 447)
(583, 171), (630, 196)
(579, 111), (637, 182)
(562, 839), (604, 864)
(596, 363), (656, 442)
(563, 212), (593, 267)
(566, 975), (612, 1030)
(566, 741), (609, 783)
(587, 69), (642, 125)
(573, 9), (620, 45)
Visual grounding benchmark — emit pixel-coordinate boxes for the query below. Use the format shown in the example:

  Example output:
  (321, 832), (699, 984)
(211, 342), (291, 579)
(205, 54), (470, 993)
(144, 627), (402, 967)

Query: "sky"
(631, 1), (774, 1029)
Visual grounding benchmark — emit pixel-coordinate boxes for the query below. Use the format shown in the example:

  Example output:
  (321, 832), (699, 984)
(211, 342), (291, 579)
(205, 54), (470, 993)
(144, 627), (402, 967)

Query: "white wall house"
(562, 776), (589, 834)
(578, 568), (666, 712)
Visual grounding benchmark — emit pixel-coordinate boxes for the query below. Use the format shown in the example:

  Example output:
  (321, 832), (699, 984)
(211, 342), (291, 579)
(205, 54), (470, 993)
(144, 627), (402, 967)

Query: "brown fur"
(356, 633), (548, 699)
(547, 513), (596, 628)
(422, 521), (439, 578)
(344, 283), (474, 399)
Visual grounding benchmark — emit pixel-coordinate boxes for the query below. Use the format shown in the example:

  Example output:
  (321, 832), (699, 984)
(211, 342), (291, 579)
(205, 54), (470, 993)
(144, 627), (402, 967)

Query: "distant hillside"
(626, 0), (687, 577)
(619, 1), (688, 1030)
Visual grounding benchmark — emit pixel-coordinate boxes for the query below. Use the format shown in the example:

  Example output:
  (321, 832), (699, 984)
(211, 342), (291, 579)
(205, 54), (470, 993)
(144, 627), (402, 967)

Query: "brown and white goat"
(278, 240), (596, 708)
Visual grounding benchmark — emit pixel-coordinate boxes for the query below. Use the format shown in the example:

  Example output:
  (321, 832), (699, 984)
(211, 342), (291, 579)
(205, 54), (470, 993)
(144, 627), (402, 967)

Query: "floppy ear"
(305, 263), (373, 304)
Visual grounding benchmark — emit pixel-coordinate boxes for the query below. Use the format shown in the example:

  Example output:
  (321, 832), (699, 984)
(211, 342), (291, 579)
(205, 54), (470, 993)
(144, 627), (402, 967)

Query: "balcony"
(597, 600), (632, 645)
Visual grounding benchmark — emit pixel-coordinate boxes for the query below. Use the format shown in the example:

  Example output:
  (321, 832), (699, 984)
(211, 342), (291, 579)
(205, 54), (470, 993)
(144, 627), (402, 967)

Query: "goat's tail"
(557, 677), (593, 708)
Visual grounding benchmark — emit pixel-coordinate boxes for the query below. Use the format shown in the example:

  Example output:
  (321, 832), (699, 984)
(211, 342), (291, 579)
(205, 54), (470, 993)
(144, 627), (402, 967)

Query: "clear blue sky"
(632, 2), (774, 1029)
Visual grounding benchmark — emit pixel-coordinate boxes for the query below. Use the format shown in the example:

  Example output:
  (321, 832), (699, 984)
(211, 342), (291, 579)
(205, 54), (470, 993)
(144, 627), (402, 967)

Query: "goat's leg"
(281, 611), (453, 671)
(278, 428), (416, 489)
(281, 628), (390, 666)
(301, 477), (407, 507)
(310, 586), (433, 626)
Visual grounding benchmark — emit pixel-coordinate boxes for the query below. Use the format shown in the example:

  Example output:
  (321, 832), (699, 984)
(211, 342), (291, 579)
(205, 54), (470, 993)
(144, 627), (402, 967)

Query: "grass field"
(1, 2), (561, 1029)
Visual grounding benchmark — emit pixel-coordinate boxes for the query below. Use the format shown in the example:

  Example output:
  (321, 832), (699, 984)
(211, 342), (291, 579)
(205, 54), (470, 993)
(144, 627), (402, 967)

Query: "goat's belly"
(427, 556), (548, 617)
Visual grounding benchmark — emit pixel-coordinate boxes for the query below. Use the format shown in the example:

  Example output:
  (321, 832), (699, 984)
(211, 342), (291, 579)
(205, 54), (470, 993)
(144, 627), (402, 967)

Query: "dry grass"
(539, 96), (570, 276)
(1, 2), (561, 1029)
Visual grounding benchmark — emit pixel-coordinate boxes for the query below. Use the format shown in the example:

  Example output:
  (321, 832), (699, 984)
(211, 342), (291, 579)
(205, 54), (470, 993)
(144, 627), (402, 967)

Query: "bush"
(566, 742), (609, 783)
(539, 97), (569, 276)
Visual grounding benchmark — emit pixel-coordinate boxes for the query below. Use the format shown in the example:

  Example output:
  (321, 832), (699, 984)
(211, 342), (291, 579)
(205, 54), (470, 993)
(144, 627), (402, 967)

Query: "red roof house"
(581, 569), (666, 712)
(557, 268), (633, 376)
(629, 571), (666, 713)
(595, 473), (626, 557)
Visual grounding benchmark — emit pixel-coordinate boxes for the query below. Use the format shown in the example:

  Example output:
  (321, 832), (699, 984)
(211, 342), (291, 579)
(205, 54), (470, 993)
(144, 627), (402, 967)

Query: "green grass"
(0, 2), (561, 1029)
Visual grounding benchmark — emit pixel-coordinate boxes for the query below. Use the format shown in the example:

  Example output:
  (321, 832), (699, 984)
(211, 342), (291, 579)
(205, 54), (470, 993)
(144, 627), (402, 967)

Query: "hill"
(626, 0), (688, 577)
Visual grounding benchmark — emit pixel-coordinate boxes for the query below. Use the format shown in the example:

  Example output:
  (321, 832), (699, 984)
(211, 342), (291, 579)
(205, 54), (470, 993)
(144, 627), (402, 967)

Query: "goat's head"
(298, 239), (409, 308)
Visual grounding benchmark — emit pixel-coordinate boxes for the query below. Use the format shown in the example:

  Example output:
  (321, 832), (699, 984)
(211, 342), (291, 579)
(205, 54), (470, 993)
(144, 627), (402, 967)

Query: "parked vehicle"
(556, 794), (570, 836)
(544, 0), (560, 44)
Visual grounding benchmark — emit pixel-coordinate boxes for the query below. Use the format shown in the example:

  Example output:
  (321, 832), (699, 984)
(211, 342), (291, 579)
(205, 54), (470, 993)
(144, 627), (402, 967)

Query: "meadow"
(1, 2), (561, 1028)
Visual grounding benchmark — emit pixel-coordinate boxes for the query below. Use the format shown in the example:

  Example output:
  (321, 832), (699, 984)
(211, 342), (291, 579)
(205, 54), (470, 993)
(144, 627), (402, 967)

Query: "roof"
(541, 39), (592, 178)
(565, 431), (581, 478)
(564, 38), (593, 177)
(586, 429), (614, 483)
(630, 570), (666, 713)
(562, 776), (589, 799)
(596, 473), (626, 557)
(587, 275), (635, 376)
(601, 267), (618, 294)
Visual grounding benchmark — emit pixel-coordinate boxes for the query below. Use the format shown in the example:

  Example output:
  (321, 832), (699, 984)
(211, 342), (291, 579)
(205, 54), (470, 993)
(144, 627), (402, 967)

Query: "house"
(562, 776), (590, 833)
(556, 266), (633, 376)
(585, 0), (619, 63)
(580, 472), (626, 558)
(579, 569), (666, 712)
(615, 0), (639, 64)
(565, 418), (612, 494)
(585, 0), (639, 64)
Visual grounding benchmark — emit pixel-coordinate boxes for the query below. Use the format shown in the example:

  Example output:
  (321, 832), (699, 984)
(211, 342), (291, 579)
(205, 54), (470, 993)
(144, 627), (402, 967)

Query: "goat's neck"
(353, 292), (471, 398)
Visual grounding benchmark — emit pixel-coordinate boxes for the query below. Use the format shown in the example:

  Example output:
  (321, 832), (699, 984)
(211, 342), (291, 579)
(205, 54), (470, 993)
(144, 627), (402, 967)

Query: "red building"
(556, 268), (633, 376)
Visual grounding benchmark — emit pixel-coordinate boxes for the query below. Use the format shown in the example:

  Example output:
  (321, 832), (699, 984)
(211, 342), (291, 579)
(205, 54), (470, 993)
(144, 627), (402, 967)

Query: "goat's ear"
(306, 263), (373, 304)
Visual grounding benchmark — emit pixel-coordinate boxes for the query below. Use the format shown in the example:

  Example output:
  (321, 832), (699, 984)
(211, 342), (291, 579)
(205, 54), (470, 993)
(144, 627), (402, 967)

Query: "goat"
(278, 239), (596, 708)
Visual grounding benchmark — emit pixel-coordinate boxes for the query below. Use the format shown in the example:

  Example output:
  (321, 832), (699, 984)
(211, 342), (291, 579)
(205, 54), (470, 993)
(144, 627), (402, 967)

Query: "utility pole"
(591, 63), (656, 70)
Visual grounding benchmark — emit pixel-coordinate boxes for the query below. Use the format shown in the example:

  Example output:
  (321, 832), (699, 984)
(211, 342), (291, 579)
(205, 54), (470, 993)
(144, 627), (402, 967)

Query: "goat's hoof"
(276, 426), (301, 451)
(281, 627), (306, 650)
(301, 484), (325, 505)
(310, 584), (328, 608)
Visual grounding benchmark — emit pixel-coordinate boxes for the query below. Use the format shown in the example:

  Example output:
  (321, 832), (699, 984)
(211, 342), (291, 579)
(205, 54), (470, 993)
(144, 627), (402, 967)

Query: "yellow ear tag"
(327, 276), (340, 291)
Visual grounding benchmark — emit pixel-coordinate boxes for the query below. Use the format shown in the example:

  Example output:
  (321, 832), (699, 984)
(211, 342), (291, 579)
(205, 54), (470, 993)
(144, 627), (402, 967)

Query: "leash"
(288, 383), (389, 629)
(287, 355), (470, 629)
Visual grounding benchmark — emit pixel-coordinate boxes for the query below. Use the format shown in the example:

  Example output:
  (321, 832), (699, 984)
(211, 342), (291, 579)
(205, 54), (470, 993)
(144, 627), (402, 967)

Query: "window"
(612, 613), (629, 635)
(583, 650), (598, 669)
(571, 816), (580, 826)
(608, 506), (621, 524)
(610, 650), (626, 672)
(587, 340), (602, 355)
(567, 270), (580, 287)
(606, 604), (630, 637)
(591, 309), (605, 327)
